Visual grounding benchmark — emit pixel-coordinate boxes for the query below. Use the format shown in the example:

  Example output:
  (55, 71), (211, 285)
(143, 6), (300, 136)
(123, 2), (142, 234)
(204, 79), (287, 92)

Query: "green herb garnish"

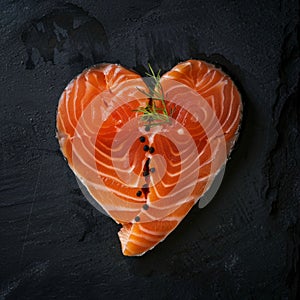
(134, 64), (174, 128)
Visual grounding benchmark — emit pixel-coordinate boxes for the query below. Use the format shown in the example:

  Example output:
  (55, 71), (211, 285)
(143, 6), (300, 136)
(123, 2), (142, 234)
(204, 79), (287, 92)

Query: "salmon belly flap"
(56, 60), (242, 256)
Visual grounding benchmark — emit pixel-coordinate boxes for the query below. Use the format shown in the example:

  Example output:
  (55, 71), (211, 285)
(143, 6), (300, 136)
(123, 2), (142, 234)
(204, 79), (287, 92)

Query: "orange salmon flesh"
(56, 60), (242, 256)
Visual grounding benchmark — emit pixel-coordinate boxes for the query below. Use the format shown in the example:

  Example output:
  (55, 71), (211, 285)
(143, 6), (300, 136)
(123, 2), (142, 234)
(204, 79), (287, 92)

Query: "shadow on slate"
(21, 3), (109, 70)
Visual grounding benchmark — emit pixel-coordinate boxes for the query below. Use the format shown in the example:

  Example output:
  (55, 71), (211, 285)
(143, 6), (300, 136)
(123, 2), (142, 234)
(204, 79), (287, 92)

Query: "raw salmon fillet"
(56, 60), (242, 256)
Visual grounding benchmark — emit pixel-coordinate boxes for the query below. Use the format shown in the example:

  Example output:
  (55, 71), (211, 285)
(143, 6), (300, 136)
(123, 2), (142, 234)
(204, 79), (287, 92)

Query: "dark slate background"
(0, 0), (299, 299)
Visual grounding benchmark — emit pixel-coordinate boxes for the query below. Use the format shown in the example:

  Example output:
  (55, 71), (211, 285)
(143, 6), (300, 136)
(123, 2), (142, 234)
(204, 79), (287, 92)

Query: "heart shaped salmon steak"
(56, 60), (242, 256)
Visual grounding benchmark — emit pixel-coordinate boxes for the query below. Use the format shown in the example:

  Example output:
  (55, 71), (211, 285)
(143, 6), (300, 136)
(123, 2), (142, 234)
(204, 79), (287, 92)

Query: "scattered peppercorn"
(149, 147), (155, 154)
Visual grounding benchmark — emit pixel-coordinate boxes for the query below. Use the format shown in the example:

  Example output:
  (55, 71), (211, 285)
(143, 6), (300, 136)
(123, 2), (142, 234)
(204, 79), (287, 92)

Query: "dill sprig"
(134, 64), (174, 128)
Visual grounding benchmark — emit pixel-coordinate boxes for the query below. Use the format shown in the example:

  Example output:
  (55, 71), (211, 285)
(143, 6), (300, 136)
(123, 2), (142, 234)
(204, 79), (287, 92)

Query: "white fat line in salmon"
(138, 224), (170, 236)
(73, 131), (220, 195)
(195, 69), (217, 90)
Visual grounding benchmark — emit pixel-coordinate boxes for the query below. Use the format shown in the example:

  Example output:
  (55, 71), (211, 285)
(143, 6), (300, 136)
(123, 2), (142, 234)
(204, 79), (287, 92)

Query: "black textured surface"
(0, 0), (299, 299)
